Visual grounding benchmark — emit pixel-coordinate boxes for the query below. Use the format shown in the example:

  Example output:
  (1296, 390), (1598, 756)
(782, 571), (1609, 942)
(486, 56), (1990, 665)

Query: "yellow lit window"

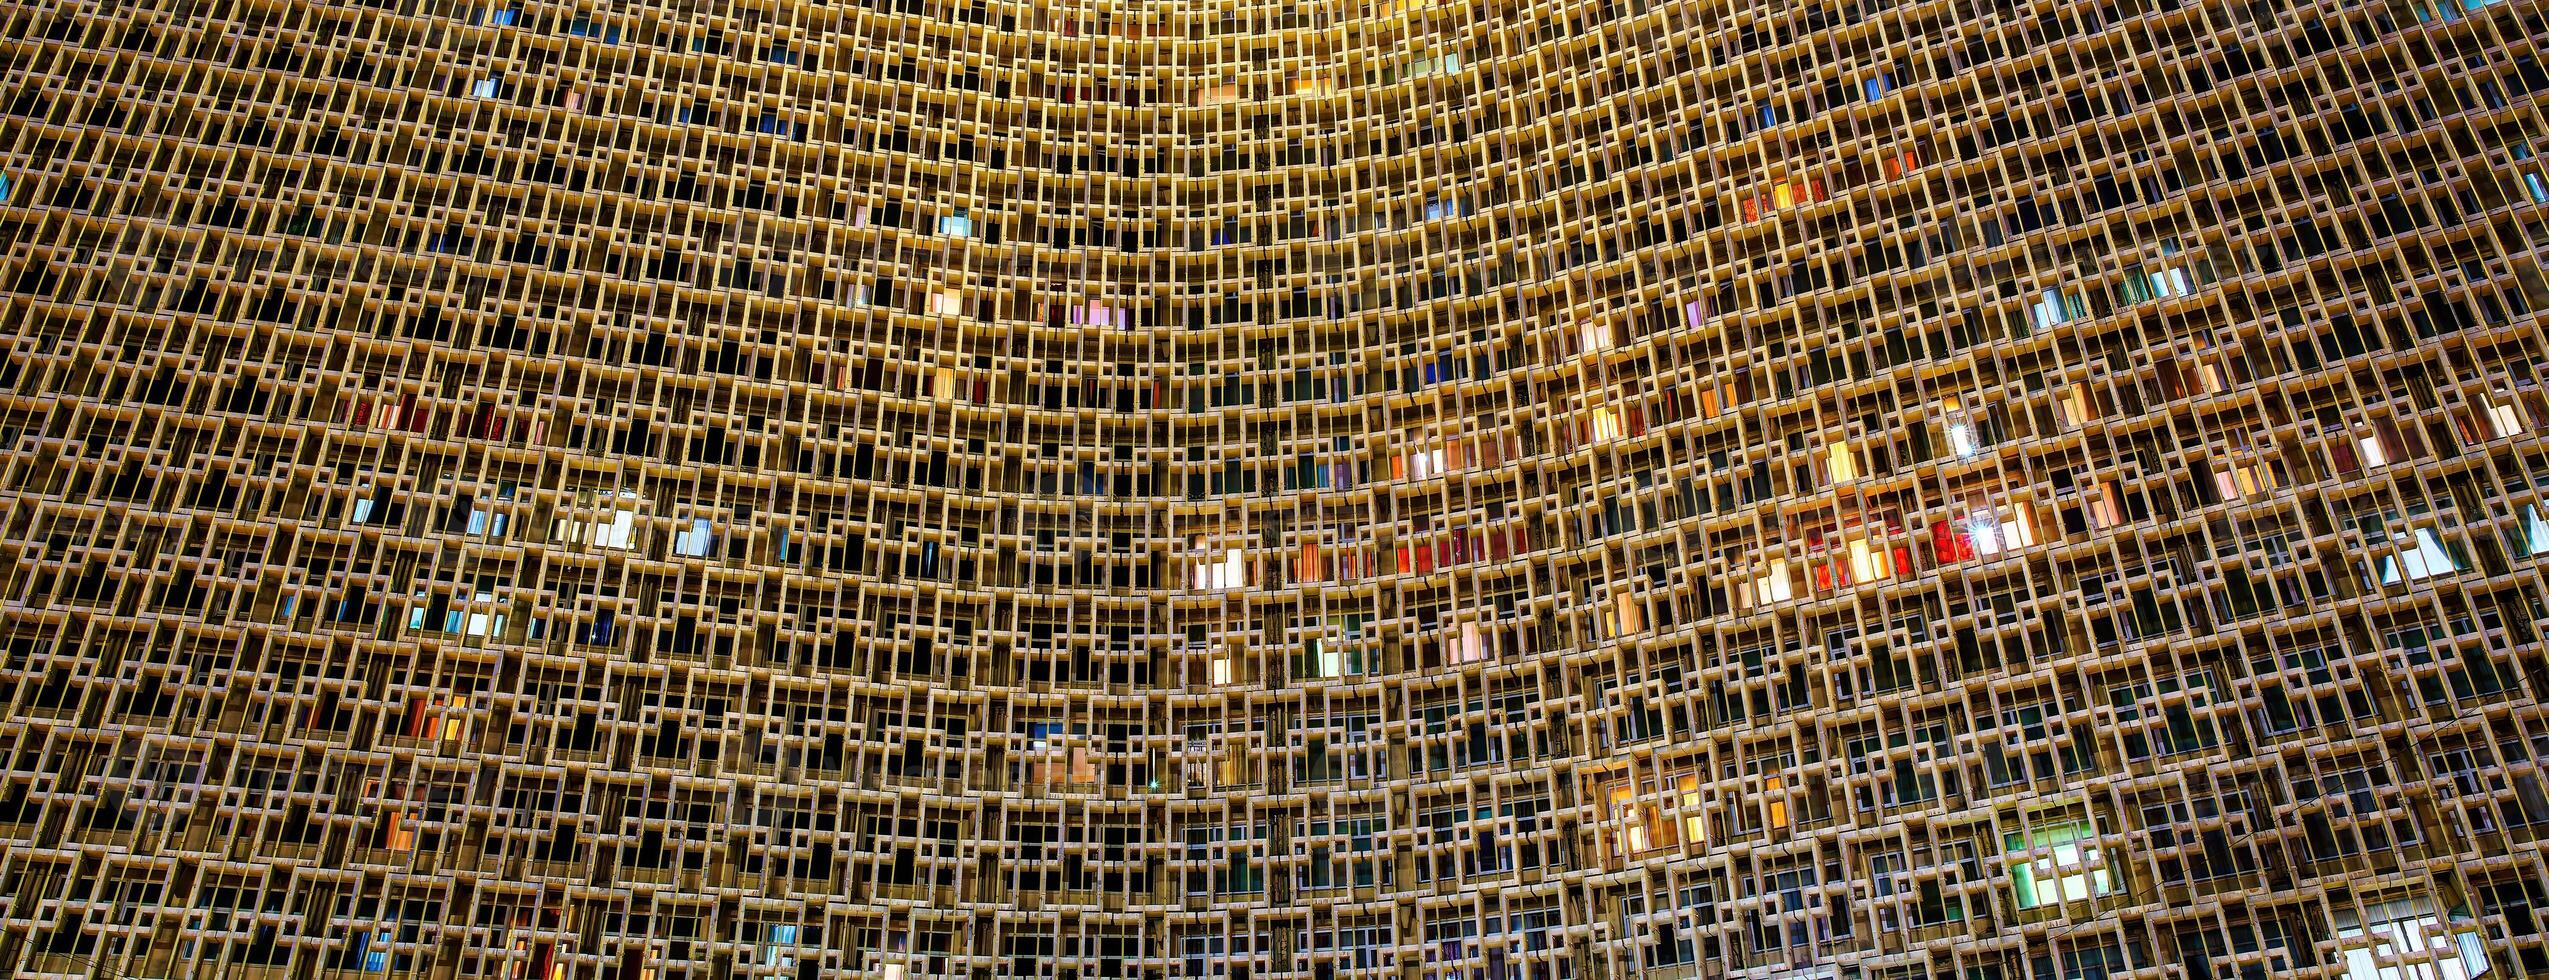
(1676, 774), (1706, 843)
(1845, 536), (1895, 583)
(1826, 442), (1858, 483)
(1591, 406), (1622, 442)
(2056, 385), (2095, 428)
(2217, 461), (2279, 500)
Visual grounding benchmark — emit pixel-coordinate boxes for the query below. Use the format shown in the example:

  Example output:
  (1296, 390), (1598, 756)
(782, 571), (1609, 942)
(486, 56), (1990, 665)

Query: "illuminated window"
(928, 290), (965, 316)
(1825, 442), (1859, 483)
(938, 213), (972, 237)
(1941, 400), (1983, 459)
(1672, 780), (1704, 846)
(673, 517), (714, 557)
(2006, 819), (2113, 908)
(2085, 483), (2124, 530)
(464, 589), (502, 637)
(2378, 527), (2465, 585)
(2335, 897), (2492, 980)
(1591, 406), (1623, 442)
(2489, 402), (2527, 438)
(2517, 505), (2549, 558)
(1597, 590), (1644, 639)
(2217, 461), (2279, 500)
(1741, 565), (1796, 609)
(2359, 435), (2391, 468)
(1193, 542), (1246, 590)
(1968, 506), (2036, 555)
(2056, 385), (2095, 428)
(1579, 322), (1614, 354)
(763, 924), (798, 969)
(551, 490), (638, 549)
(354, 930), (392, 972)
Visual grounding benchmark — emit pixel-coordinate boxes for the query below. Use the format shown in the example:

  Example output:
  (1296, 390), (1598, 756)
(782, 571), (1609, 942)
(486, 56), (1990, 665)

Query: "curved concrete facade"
(3, 0), (2549, 977)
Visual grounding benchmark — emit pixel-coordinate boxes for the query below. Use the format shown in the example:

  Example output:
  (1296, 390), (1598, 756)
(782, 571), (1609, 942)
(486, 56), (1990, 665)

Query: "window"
(552, 490), (639, 549)
(2031, 289), (2087, 329)
(2055, 384), (2095, 427)
(2516, 505), (2549, 558)
(2086, 483), (2124, 530)
(2359, 434), (2392, 468)
(354, 930), (392, 972)
(1825, 441), (1859, 482)
(472, 78), (501, 98)
(1579, 322), (1614, 354)
(2377, 526), (2466, 585)
(2217, 461), (2280, 500)
(2487, 401), (2526, 438)
(2006, 819), (2113, 908)
(1193, 543), (1245, 590)
(1740, 565), (1796, 609)
(762, 924), (797, 969)
(674, 517), (714, 557)
(938, 213), (972, 237)
(1969, 505), (2035, 553)
(1941, 399), (1984, 458)
(2335, 897), (2491, 980)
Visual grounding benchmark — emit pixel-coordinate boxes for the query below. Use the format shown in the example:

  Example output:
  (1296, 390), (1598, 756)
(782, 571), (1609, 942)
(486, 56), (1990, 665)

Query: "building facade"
(1, 0), (2548, 976)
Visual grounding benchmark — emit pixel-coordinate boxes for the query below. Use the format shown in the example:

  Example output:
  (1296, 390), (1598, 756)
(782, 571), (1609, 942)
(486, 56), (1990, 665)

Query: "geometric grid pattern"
(1, 0), (2548, 977)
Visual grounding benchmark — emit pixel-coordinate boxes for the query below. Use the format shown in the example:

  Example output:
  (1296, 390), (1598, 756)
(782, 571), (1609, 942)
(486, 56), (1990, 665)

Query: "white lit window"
(938, 213), (972, 238)
(1744, 567), (1795, 608)
(471, 78), (501, 98)
(1580, 322), (1614, 354)
(2488, 402), (2525, 438)
(1193, 544), (1246, 590)
(1942, 401), (1983, 459)
(928, 290), (965, 316)
(2359, 435), (2391, 468)
(2006, 819), (2113, 908)
(465, 590), (502, 638)
(674, 517), (714, 557)
(2336, 897), (2492, 980)
(1966, 505), (2036, 556)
